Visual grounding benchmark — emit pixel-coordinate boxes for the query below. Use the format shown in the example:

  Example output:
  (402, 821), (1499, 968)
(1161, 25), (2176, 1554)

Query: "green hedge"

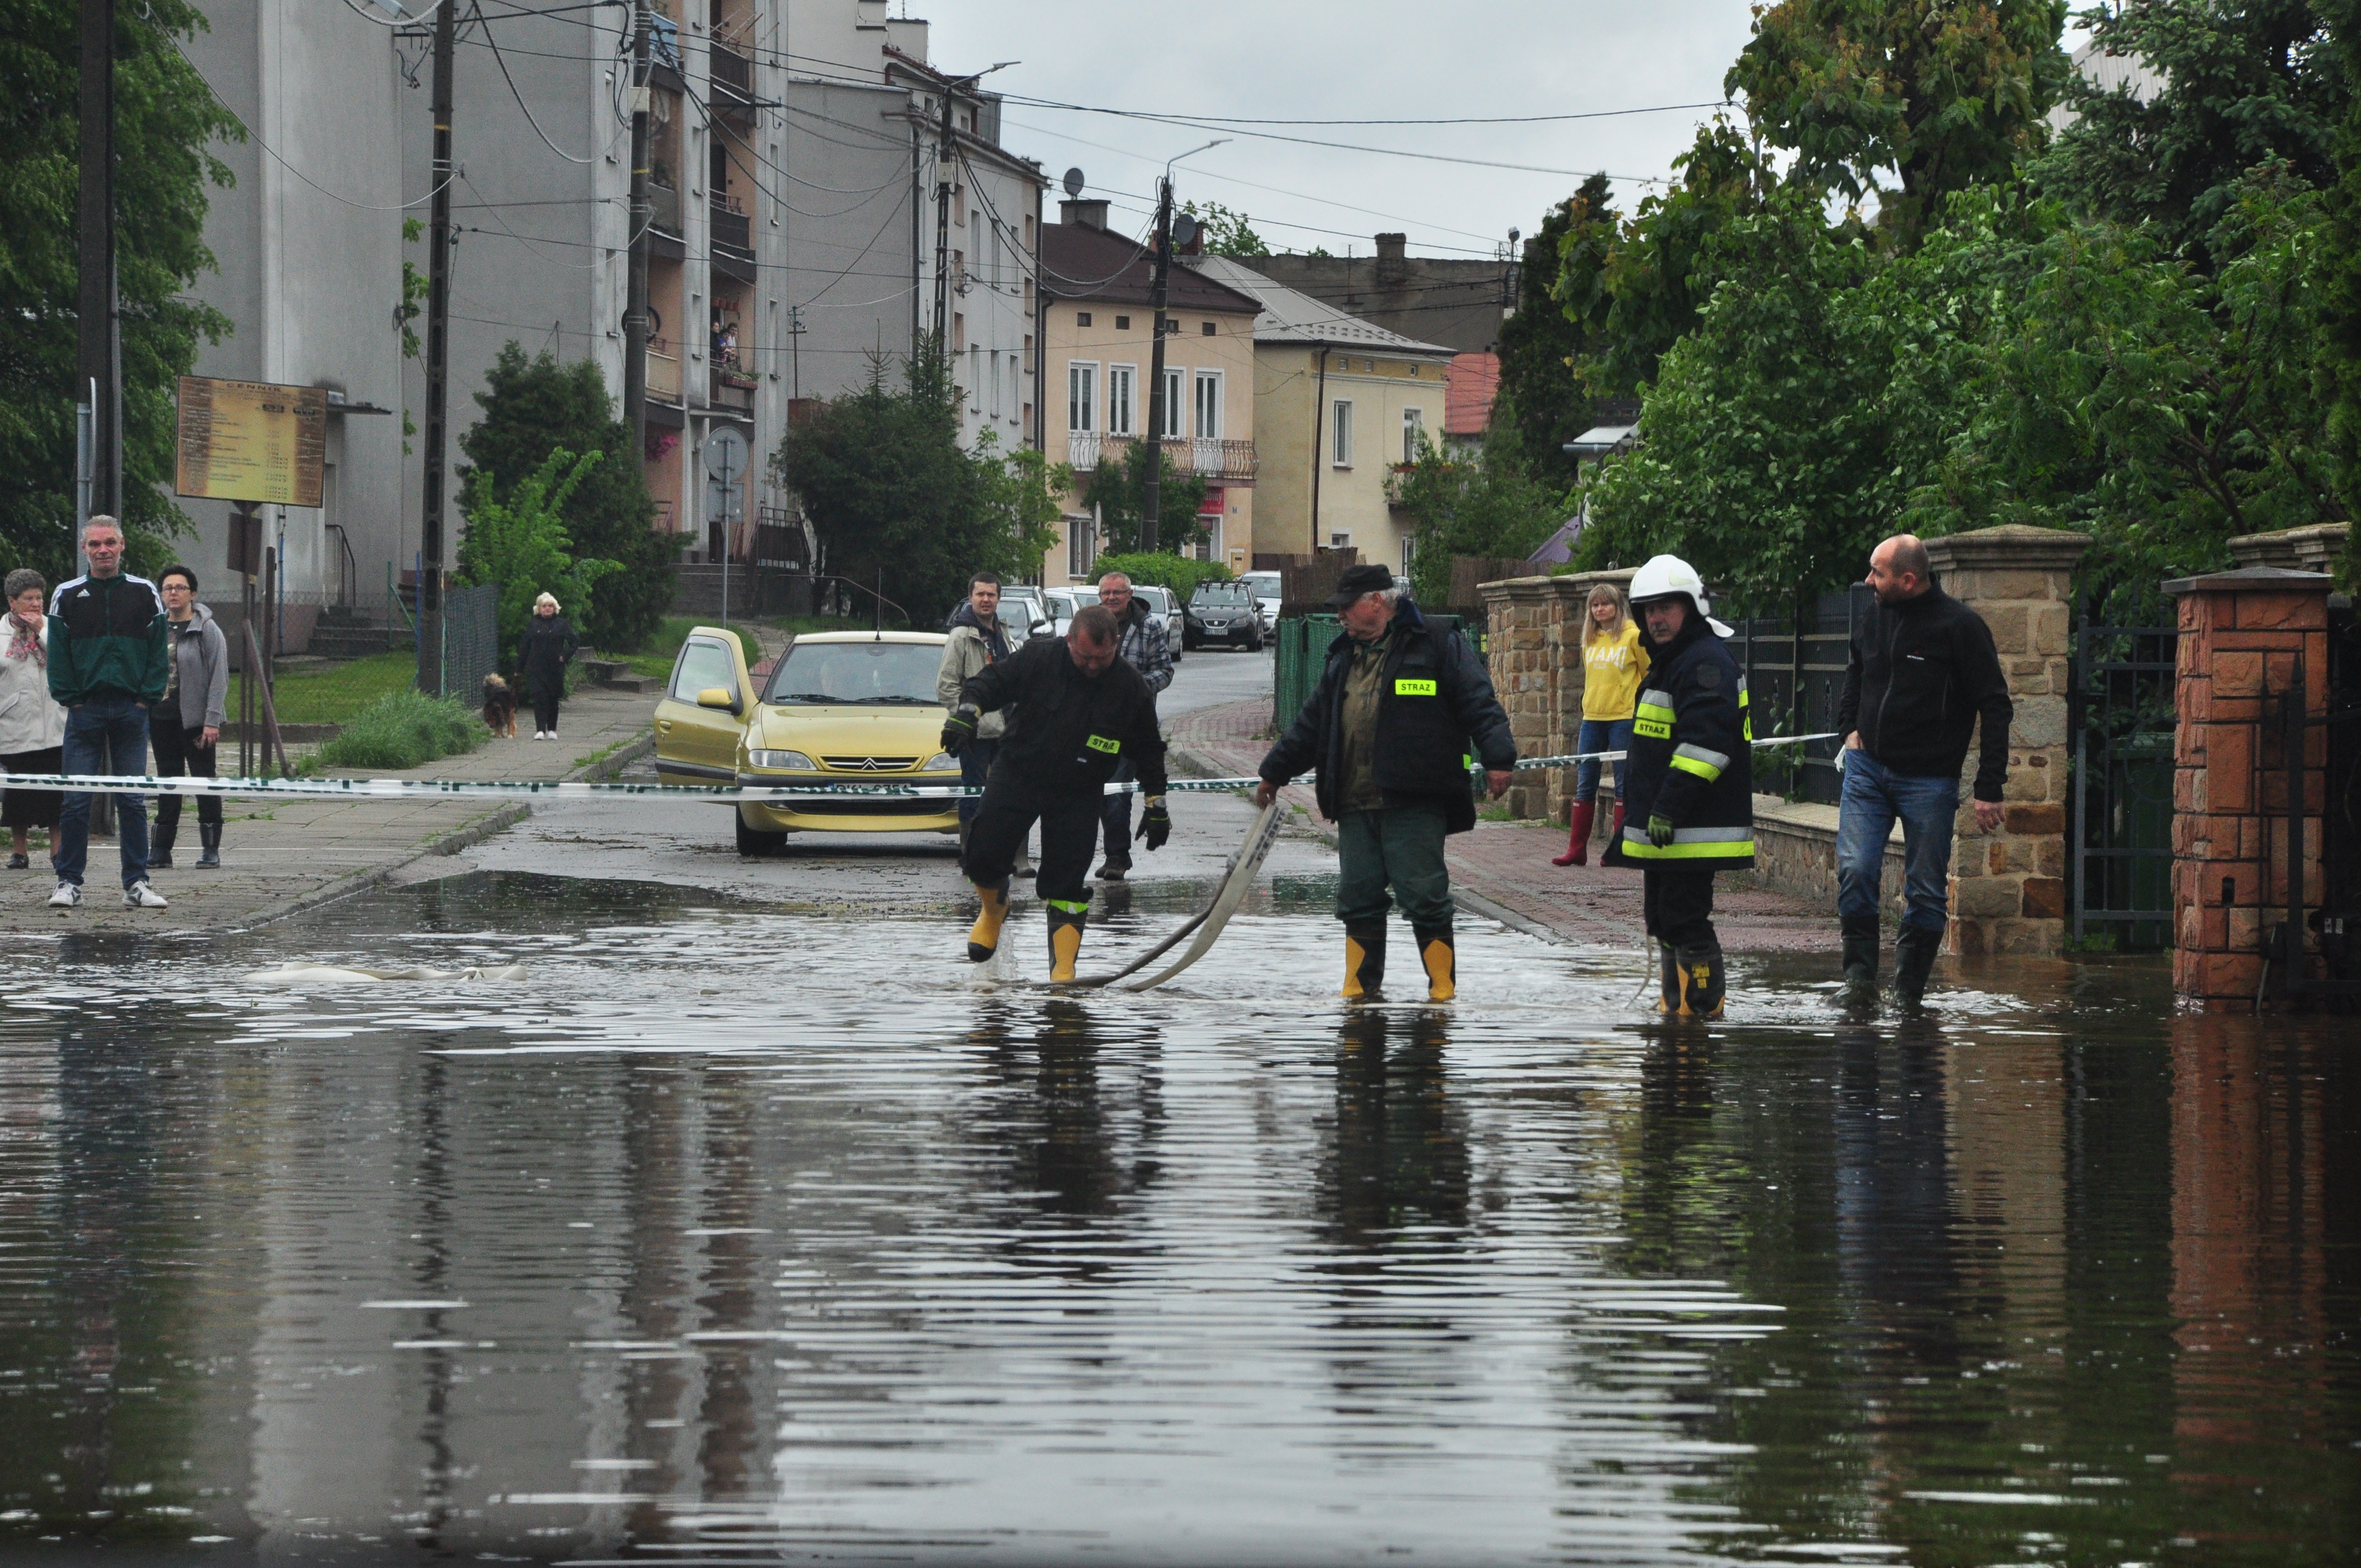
(1090, 552), (1234, 601)
(307, 690), (486, 771)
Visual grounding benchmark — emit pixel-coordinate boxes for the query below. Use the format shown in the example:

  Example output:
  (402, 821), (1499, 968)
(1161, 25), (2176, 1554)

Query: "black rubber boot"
(1674, 942), (1727, 1019)
(196, 823), (222, 868)
(146, 822), (176, 870)
(1893, 924), (1940, 1006)
(1342, 922), (1386, 999)
(1413, 923), (1455, 1001)
(1840, 916), (1879, 1001)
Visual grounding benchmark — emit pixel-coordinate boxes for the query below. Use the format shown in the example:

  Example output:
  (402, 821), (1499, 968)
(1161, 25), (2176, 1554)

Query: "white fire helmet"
(1626, 554), (1733, 636)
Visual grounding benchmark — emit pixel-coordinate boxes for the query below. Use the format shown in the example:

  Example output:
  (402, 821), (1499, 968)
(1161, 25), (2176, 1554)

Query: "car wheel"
(735, 808), (787, 857)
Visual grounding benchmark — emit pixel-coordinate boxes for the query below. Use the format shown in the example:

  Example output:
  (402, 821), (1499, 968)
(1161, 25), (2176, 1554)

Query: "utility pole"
(622, 0), (652, 458)
(931, 83), (956, 350)
(1140, 173), (1173, 553)
(77, 0), (119, 525)
(418, 0), (456, 694)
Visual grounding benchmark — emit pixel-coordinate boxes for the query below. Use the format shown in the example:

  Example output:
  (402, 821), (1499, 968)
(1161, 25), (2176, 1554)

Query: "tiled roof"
(1444, 352), (1500, 435)
(1039, 224), (1265, 315)
(1184, 254), (1457, 356)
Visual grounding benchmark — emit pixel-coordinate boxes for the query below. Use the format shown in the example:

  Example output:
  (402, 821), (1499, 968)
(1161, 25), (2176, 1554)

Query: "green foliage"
(0, 0), (238, 579)
(1182, 200), (1270, 258)
(308, 689), (483, 771)
(1728, 0), (2070, 244)
(1082, 434), (1210, 554)
(2315, 0), (2361, 593)
(1390, 423), (1573, 608)
(455, 447), (622, 664)
(458, 345), (674, 651)
(779, 344), (1066, 625)
(1497, 175), (1615, 485)
(268, 651), (421, 726)
(1089, 551), (1233, 601)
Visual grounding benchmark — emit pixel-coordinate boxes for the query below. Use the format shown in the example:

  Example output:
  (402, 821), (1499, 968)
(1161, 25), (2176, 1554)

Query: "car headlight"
(921, 752), (960, 772)
(746, 749), (818, 771)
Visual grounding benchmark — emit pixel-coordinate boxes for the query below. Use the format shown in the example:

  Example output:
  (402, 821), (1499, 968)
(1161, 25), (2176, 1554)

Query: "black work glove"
(940, 705), (979, 755)
(1647, 813), (1677, 848)
(1135, 794), (1171, 852)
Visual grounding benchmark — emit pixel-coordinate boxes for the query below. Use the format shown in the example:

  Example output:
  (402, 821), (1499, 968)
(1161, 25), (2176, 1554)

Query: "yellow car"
(652, 627), (963, 854)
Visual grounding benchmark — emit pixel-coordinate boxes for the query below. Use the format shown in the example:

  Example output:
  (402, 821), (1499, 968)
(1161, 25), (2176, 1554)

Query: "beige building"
(1038, 201), (1265, 584)
(1188, 254), (1456, 575)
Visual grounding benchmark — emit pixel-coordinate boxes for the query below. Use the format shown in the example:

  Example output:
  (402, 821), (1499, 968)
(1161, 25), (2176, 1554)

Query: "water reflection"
(0, 875), (2353, 1565)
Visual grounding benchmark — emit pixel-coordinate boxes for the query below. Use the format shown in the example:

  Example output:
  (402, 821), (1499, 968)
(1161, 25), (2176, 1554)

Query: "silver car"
(1130, 584), (1187, 661)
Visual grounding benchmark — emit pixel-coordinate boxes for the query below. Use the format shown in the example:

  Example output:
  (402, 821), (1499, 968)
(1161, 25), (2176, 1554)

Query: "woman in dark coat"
(517, 592), (580, 739)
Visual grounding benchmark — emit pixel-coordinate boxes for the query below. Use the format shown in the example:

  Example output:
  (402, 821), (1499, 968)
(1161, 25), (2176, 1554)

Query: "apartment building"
(1038, 200), (1264, 584)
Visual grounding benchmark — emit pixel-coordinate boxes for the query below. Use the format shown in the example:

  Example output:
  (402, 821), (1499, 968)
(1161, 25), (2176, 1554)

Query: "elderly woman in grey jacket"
(2, 567), (68, 870)
(147, 564), (230, 869)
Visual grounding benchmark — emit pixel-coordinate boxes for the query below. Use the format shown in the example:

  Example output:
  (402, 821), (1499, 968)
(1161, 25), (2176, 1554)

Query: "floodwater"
(1, 870), (2355, 1566)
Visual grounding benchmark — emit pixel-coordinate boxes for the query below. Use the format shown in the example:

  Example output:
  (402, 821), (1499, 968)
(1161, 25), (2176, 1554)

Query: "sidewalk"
(3, 685), (656, 936)
(1166, 698), (1839, 954)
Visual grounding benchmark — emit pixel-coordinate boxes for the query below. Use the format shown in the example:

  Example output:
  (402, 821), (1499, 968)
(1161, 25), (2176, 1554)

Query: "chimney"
(1060, 199), (1111, 230)
(1374, 232), (1407, 261)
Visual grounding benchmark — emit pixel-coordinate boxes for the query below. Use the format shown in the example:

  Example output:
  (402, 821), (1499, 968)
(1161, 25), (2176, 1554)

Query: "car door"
(653, 629), (752, 783)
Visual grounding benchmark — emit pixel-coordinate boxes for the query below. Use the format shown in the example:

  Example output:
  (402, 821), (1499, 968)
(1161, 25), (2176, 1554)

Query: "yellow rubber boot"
(966, 880), (1010, 962)
(1414, 924), (1455, 1002)
(1675, 942), (1726, 1020)
(1657, 941), (1684, 1015)
(1342, 922), (1386, 999)
(1046, 900), (1087, 983)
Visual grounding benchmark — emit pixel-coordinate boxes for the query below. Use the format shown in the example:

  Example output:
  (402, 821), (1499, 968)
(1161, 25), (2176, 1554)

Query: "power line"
(475, 2), (612, 166)
(170, 36), (453, 211)
(999, 93), (1733, 129)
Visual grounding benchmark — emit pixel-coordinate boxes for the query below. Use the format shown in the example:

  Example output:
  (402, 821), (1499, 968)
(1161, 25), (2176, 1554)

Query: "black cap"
(1327, 563), (1397, 608)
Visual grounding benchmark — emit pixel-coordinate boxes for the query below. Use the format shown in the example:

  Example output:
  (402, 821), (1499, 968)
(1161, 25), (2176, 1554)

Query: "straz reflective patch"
(1085, 734), (1121, 754)
(1634, 718), (1672, 740)
(1394, 677), (1438, 696)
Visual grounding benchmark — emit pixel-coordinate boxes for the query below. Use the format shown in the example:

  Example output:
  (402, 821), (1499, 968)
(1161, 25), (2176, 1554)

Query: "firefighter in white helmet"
(1603, 554), (1755, 1018)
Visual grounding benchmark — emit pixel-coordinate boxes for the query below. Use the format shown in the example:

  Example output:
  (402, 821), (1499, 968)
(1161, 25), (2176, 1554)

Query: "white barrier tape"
(0, 734), (1842, 806)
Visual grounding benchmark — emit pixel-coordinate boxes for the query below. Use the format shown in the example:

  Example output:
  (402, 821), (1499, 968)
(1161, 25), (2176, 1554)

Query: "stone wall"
(2227, 522), (2349, 574)
(1477, 568), (1635, 826)
(1751, 797), (1907, 921)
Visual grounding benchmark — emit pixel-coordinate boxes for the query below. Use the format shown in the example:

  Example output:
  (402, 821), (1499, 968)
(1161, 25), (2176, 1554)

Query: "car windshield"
(1193, 585), (1253, 605)
(766, 641), (945, 705)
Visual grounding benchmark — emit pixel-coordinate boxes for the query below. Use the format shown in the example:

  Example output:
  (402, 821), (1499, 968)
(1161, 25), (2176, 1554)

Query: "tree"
(1727, 0), (2071, 243)
(455, 447), (621, 665)
(779, 346), (1065, 624)
(0, 0), (237, 579)
(1182, 200), (1270, 258)
(1497, 175), (1614, 486)
(1390, 423), (1571, 608)
(457, 345), (674, 651)
(1081, 435), (1209, 556)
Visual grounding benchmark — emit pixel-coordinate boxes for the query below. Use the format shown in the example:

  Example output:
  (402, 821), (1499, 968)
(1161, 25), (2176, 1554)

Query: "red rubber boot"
(1552, 800), (1597, 867)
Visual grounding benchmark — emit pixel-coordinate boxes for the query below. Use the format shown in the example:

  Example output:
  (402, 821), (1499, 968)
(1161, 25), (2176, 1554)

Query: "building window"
(1402, 406), (1424, 463)
(953, 311), (964, 351)
(1161, 367), (1183, 437)
(1107, 364), (1135, 435)
(1114, 314), (1130, 330)
(1076, 311), (1092, 328)
(1068, 361), (1096, 432)
(1067, 515), (1095, 578)
(969, 344), (982, 411)
(1193, 370), (1222, 439)
(991, 350), (1002, 418)
(1200, 321), (1215, 336)
(1331, 400), (1354, 467)
(1329, 530), (1352, 550)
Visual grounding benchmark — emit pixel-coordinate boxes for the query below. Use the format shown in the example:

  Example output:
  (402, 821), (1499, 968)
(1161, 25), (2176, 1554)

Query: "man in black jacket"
(1835, 534), (2014, 1004)
(1257, 564), (1514, 1001)
(944, 604), (1169, 983)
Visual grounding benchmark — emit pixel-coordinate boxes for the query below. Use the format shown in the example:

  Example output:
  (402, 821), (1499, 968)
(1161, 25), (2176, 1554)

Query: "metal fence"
(427, 583), (502, 703)
(1723, 587), (1871, 805)
(2068, 616), (2179, 949)
(1272, 612), (1466, 735)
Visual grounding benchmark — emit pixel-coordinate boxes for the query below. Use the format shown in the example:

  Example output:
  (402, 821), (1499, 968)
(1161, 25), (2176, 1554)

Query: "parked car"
(654, 627), (962, 855)
(1239, 570), (1281, 632)
(1184, 581), (1266, 651)
(1131, 584), (1186, 662)
(1042, 586), (1085, 639)
(996, 584), (1052, 640)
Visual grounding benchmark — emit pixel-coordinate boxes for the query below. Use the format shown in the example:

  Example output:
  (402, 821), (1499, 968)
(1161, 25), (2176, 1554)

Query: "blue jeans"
(1837, 747), (1958, 936)
(56, 698), (152, 890)
(958, 738), (999, 824)
(1575, 717), (1631, 803)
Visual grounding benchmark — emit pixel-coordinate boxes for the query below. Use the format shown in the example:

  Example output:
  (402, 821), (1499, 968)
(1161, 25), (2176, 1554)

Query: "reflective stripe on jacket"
(1603, 614), (1755, 869)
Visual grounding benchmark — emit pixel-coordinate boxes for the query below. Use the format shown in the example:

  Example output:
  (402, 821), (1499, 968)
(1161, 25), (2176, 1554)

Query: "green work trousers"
(1336, 804), (1454, 928)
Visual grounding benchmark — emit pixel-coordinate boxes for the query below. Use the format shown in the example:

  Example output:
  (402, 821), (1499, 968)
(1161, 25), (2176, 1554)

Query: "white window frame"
(1161, 367), (1184, 438)
(1193, 369), (1223, 440)
(1067, 514), (1096, 579)
(1106, 364), (1136, 435)
(1067, 361), (1097, 434)
(1331, 399), (1354, 468)
(1402, 406), (1424, 464)
(969, 344), (982, 412)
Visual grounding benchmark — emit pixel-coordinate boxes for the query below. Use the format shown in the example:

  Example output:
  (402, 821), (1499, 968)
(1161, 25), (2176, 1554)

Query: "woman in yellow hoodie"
(1553, 582), (1648, 866)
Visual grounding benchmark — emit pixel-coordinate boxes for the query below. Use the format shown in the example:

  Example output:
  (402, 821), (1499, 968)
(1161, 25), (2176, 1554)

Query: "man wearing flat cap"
(1257, 563), (1515, 1001)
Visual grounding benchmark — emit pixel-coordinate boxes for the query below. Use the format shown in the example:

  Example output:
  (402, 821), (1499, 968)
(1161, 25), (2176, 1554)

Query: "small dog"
(481, 673), (519, 738)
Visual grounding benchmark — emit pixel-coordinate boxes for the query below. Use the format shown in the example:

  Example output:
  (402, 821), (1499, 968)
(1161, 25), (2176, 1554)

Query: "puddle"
(0, 871), (2354, 1565)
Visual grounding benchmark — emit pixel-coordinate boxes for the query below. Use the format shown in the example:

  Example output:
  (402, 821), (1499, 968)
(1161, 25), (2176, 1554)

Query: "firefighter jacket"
(1259, 599), (1516, 835)
(962, 634), (1168, 800)
(1602, 612), (1755, 869)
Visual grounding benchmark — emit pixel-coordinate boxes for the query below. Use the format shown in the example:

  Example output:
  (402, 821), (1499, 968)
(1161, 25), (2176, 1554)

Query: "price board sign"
(174, 376), (328, 508)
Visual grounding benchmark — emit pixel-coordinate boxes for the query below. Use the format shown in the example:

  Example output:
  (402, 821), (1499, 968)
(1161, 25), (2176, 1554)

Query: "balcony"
(710, 41), (754, 111)
(649, 180), (682, 237)
(647, 337), (681, 403)
(711, 198), (752, 261)
(1065, 433), (1258, 484)
(710, 366), (755, 414)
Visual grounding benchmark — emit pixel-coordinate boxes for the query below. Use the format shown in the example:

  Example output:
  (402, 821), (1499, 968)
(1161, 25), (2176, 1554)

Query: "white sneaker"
(123, 881), (168, 910)
(535, 731), (548, 741)
(47, 881), (79, 908)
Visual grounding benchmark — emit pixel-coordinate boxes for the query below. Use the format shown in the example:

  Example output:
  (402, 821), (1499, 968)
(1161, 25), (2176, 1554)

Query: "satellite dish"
(1062, 166), (1085, 199)
(1172, 212), (1201, 249)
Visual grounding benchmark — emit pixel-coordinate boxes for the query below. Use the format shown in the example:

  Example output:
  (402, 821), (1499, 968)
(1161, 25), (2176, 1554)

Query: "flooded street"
(2, 862), (2355, 1566)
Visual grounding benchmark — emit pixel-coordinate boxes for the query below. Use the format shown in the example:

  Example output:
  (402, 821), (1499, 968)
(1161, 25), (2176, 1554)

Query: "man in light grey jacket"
(148, 565), (230, 869)
(935, 572), (1012, 857)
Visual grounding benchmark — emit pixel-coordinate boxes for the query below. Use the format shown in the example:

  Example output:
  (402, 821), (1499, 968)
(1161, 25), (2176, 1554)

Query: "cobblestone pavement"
(2, 684), (656, 936)
(1166, 697), (1840, 954)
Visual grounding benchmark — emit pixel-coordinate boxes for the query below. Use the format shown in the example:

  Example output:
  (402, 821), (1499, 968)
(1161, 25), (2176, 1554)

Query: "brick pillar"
(1479, 575), (1573, 820)
(2164, 567), (2333, 1011)
(1923, 525), (2091, 956)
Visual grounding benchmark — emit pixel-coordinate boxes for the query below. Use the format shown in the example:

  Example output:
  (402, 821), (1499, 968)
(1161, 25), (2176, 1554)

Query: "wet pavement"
(2, 850), (2355, 1566)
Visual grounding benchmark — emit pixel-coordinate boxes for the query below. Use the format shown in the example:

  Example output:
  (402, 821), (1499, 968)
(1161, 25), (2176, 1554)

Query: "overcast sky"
(921, 1), (2095, 259)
